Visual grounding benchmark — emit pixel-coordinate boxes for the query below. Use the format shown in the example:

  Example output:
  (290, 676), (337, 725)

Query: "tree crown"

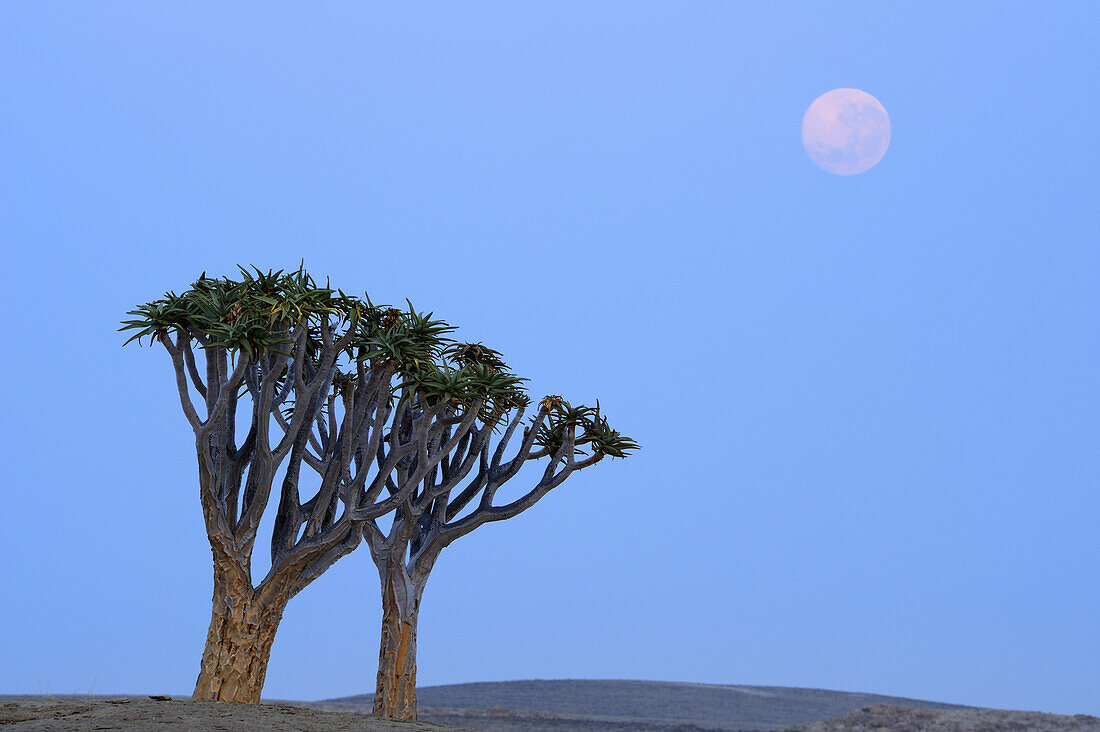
(121, 264), (638, 454)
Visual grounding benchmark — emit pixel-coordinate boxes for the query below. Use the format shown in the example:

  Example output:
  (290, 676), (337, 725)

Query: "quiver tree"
(363, 344), (638, 721)
(121, 265), (549, 704)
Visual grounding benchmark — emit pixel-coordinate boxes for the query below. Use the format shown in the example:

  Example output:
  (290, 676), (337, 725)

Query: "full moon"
(802, 88), (891, 176)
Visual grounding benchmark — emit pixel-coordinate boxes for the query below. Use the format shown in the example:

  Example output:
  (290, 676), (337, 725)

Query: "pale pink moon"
(802, 88), (891, 176)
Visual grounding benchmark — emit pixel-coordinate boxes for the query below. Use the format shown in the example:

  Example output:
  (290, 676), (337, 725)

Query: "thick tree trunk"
(192, 564), (287, 704)
(373, 567), (425, 721)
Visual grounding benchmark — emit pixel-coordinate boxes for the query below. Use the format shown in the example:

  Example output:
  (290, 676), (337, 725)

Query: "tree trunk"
(373, 566), (425, 721)
(192, 564), (287, 704)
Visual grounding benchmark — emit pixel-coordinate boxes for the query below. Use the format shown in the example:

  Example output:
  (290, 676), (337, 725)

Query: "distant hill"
(321, 679), (971, 731)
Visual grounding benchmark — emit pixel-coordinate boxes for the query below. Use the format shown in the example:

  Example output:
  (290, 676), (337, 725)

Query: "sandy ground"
(0, 697), (479, 731)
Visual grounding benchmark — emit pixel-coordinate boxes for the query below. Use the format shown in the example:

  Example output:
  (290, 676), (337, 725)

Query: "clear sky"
(2, 1), (1097, 716)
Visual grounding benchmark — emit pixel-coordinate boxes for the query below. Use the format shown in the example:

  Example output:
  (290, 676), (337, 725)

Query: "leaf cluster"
(534, 398), (640, 459)
(349, 301), (454, 372)
(120, 264), (344, 358)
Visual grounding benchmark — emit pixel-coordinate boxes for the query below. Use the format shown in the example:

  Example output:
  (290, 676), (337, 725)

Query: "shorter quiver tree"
(365, 344), (638, 721)
(121, 266), (533, 704)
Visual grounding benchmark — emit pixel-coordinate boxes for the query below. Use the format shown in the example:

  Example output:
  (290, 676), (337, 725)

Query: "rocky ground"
(4, 696), (1099, 731)
(785, 703), (1100, 732)
(0, 697), (478, 731)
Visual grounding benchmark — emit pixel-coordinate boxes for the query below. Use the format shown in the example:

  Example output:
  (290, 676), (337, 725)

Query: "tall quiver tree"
(121, 266), (512, 704)
(366, 342), (638, 722)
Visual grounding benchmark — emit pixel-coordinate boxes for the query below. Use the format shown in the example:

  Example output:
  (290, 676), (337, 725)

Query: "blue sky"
(1, 1), (1097, 715)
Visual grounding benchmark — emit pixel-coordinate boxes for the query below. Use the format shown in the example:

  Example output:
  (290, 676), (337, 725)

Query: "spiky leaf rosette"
(533, 397), (639, 459)
(120, 265), (353, 358)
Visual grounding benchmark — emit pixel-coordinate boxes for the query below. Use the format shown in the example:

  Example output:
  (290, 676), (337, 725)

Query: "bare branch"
(180, 336), (207, 399)
(198, 355), (250, 436)
(160, 332), (202, 430)
(435, 425), (605, 548)
(492, 407), (551, 484)
(445, 444), (490, 521)
(414, 421), (494, 512)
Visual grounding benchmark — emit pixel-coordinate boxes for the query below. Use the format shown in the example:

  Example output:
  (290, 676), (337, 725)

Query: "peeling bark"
(192, 563), (288, 704)
(372, 562), (425, 721)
